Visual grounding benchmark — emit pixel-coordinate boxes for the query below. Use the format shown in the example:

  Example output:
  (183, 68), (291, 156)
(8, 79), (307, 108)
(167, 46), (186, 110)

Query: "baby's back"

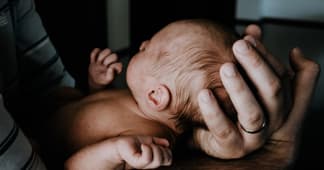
(51, 89), (173, 154)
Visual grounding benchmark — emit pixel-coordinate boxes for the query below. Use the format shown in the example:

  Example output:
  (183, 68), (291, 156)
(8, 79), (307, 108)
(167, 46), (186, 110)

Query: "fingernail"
(234, 40), (249, 53)
(199, 90), (212, 103)
(222, 64), (236, 77)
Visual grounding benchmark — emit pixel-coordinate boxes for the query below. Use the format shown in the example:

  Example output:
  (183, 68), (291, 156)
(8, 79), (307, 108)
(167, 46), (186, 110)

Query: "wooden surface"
(157, 150), (284, 170)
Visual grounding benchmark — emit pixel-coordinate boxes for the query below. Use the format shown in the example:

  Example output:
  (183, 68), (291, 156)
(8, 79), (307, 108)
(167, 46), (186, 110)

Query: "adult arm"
(192, 25), (320, 160)
(9, 0), (84, 130)
(5, 1), (85, 168)
(14, 0), (74, 92)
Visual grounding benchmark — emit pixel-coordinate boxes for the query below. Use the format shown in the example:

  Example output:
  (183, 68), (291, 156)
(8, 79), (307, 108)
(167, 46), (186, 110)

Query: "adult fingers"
(220, 63), (266, 149)
(90, 48), (100, 63)
(233, 40), (285, 131)
(244, 35), (288, 77)
(244, 24), (262, 40)
(277, 48), (320, 140)
(197, 89), (244, 158)
(193, 128), (246, 159)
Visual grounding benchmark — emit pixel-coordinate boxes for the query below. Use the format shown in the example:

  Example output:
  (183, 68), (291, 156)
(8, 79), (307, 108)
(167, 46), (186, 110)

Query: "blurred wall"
(106, 0), (130, 51)
(236, 0), (324, 22)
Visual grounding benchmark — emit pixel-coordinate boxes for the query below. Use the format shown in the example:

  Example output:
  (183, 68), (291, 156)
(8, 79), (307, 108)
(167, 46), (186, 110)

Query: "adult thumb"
(279, 48), (321, 139)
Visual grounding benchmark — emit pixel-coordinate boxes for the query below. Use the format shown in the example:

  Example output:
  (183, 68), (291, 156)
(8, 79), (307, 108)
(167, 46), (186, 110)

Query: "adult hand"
(193, 25), (320, 159)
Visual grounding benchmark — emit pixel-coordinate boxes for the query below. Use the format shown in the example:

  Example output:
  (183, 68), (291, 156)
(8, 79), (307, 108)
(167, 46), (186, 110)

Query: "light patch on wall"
(106, 0), (130, 51)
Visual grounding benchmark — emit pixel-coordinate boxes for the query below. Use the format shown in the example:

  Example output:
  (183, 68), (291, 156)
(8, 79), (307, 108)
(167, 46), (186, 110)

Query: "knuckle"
(246, 110), (263, 125)
(213, 128), (233, 139)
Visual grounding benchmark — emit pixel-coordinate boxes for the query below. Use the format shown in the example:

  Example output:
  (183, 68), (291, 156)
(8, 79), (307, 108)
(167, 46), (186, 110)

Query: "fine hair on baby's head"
(148, 19), (239, 131)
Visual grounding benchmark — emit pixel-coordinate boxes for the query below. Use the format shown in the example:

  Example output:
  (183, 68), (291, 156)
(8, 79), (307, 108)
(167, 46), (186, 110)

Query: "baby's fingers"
(152, 137), (170, 147)
(104, 62), (123, 83)
(108, 62), (123, 74)
(103, 53), (118, 66)
(161, 146), (172, 166)
(145, 145), (172, 169)
(97, 48), (112, 63)
(138, 144), (154, 167)
(90, 48), (100, 63)
(124, 144), (153, 168)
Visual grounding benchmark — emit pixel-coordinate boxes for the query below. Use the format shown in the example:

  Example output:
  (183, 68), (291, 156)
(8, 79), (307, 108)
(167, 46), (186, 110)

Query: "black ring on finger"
(240, 118), (267, 134)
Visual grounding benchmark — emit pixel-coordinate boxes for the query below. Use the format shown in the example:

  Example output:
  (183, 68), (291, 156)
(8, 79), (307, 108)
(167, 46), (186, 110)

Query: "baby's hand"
(88, 48), (123, 92)
(116, 136), (172, 169)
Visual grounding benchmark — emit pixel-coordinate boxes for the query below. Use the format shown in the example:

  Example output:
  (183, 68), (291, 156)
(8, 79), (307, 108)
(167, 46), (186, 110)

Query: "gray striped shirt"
(0, 0), (75, 169)
(1, 95), (46, 170)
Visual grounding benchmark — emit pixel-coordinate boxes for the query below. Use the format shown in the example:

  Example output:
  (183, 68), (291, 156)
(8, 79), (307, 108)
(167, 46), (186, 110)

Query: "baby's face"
(126, 39), (157, 109)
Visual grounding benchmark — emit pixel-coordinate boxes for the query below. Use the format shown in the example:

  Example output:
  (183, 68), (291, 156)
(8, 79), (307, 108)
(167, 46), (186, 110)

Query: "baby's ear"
(146, 84), (170, 111)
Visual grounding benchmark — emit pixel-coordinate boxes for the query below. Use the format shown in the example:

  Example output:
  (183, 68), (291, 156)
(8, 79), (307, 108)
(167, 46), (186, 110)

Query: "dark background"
(129, 0), (235, 55)
(33, 0), (322, 169)
(34, 0), (108, 91)
(34, 0), (235, 91)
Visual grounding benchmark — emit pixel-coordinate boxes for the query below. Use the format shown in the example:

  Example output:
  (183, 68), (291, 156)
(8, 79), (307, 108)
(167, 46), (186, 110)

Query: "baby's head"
(127, 19), (238, 134)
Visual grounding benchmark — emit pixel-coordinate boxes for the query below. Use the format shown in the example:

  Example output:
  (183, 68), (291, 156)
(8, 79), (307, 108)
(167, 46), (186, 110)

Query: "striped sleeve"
(0, 94), (46, 170)
(14, 0), (75, 96)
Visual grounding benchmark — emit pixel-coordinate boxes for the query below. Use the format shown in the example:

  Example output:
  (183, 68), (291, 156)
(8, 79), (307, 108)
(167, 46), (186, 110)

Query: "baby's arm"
(64, 137), (123, 170)
(88, 48), (123, 93)
(65, 135), (172, 170)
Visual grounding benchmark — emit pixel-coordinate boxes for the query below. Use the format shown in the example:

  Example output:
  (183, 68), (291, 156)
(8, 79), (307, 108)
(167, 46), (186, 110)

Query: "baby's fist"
(88, 48), (123, 92)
